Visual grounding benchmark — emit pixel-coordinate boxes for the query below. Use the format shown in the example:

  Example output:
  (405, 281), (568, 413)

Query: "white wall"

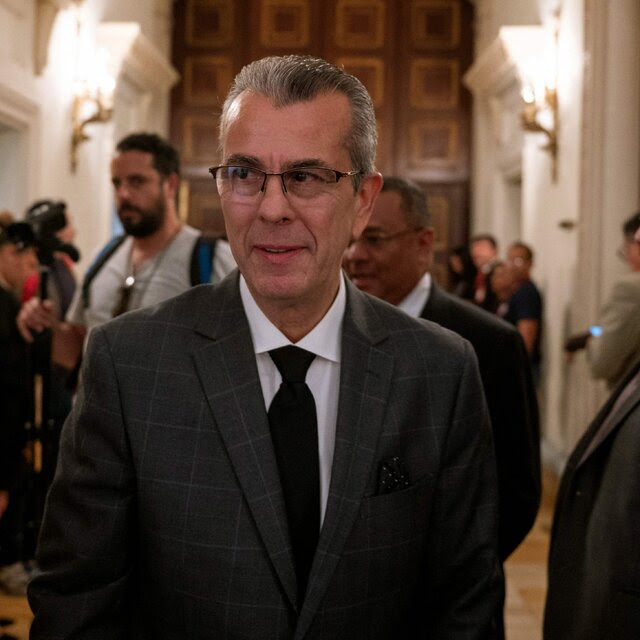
(469, 0), (640, 464)
(0, 0), (176, 272)
(0, 0), (39, 215)
(520, 0), (584, 462)
(562, 0), (640, 453)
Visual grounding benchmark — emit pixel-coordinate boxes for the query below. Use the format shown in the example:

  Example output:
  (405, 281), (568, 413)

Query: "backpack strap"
(81, 234), (126, 309)
(190, 235), (217, 285)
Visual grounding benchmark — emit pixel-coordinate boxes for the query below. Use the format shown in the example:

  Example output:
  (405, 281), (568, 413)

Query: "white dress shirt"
(239, 275), (345, 526)
(397, 272), (432, 318)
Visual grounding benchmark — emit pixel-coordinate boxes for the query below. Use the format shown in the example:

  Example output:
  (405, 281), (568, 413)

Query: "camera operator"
(23, 200), (80, 494)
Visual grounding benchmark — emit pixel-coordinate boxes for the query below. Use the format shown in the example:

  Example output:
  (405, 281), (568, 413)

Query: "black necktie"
(268, 346), (319, 600)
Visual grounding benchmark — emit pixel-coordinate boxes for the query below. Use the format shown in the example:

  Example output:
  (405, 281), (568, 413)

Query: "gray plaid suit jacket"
(29, 272), (502, 639)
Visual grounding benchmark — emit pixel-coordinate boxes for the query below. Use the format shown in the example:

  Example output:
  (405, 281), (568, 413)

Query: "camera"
(25, 199), (80, 267)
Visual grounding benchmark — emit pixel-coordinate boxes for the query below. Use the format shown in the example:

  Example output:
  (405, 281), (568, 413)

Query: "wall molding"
(35, 0), (74, 75)
(98, 22), (179, 94)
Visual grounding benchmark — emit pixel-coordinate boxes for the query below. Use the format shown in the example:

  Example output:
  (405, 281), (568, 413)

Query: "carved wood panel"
(170, 0), (473, 279)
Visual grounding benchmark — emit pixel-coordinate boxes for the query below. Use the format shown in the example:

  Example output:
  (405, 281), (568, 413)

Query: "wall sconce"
(518, 9), (561, 182)
(70, 79), (114, 173)
(520, 83), (558, 180)
(69, 1), (115, 173)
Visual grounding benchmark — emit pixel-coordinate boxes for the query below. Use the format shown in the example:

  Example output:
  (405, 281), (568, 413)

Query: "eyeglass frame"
(208, 165), (361, 200)
(348, 227), (425, 249)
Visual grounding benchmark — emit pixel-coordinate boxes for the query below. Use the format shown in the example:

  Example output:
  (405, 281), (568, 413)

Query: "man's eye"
(289, 170), (319, 183)
(229, 167), (252, 180)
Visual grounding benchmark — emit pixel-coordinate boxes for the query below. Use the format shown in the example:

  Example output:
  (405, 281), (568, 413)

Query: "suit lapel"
(190, 274), (298, 608)
(576, 363), (640, 468)
(295, 282), (393, 638)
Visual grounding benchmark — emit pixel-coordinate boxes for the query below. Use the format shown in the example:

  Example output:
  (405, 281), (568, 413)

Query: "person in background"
(544, 354), (640, 639)
(344, 175), (540, 638)
(22, 200), (77, 312)
(21, 200), (79, 470)
(489, 261), (516, 319)
(504, 242), (543, 359)
(0, 220), (38, 595)
(447, 243), (476, 300)
(0, 209), (15, 227)
(29, 55), (502, 639)
(470, 233), (499, 312)
(17, 132), (236, 371)
(564, 212), (640, 389)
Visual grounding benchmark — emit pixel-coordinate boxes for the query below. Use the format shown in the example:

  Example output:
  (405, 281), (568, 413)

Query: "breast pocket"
(336, 476), (435, 604)
(346, 475), (435, 552)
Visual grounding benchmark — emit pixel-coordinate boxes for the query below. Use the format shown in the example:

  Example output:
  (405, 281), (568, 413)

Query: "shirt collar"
(397, 272), (431, 318)
(239, 274), (345, 363)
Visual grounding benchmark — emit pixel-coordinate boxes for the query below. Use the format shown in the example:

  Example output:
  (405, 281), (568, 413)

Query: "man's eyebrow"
(224, 154), (261, 167)
(222, 156), (330, 170)
(282, 159), (328, 170)
(112, 172), (148, 181)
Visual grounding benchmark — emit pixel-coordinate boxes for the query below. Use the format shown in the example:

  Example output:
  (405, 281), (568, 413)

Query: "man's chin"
(350, 275), (377, 294)
(121, 220), (161, 238)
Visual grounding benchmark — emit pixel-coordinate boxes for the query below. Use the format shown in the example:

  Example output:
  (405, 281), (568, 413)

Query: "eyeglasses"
(112, 275), (135, 317)
(208, 165), (360, 201)
(348, 227), (423, 249)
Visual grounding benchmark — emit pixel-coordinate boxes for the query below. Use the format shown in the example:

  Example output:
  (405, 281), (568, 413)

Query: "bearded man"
(18, 132), (235, 370)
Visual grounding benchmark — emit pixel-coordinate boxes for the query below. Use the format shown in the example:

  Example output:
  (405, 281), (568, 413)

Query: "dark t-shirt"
(504, 280), (543, 365)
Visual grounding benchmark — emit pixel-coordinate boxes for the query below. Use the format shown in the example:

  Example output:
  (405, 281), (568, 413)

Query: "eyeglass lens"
(211, 166), (354, 200)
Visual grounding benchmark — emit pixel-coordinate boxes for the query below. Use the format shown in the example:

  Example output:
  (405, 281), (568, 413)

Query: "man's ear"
(164, 172), (180, 201)
(352, 172), (383, 238)
(417, 227), (435, 270)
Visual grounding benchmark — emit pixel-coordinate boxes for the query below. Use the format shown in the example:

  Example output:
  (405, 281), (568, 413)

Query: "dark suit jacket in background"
(544, 359), (640, 640)
(28, 274), (502, 639)
(422, 283), (541, 560)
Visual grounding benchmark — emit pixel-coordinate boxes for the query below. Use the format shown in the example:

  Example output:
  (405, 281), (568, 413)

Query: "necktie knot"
(269, 345), (315, 383)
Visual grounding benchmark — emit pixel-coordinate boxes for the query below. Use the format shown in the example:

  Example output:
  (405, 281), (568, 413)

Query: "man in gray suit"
(565, 211), (640, 389)
(544, 355), (640, 639)
(29, 55), (502, 638)
(545, 223), (640, 639)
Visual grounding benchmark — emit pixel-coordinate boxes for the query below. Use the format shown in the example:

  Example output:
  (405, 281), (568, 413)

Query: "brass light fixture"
(519, 8), (561, 182)
(521, 84), (558, 180)
(70, 86), (114, 173)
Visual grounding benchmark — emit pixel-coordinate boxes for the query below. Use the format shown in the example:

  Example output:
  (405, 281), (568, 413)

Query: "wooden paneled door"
(170, 0), (473, 285)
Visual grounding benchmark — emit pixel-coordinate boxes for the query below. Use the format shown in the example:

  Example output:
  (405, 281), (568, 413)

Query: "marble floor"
(0, 467), (559, 639)
(504, 465), (559, 640)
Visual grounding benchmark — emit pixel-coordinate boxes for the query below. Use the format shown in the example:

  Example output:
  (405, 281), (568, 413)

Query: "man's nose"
(257, 174), (292, 222)
(113, 182), (130, 202)
(344, 236), (370, 261)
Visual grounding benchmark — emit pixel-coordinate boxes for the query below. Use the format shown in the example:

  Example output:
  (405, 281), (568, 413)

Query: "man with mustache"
(18, 133), (235, 370)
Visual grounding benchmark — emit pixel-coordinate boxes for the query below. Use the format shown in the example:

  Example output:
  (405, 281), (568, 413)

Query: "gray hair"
(381, 176), (431, 228)
(219, 55), (378, 181)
